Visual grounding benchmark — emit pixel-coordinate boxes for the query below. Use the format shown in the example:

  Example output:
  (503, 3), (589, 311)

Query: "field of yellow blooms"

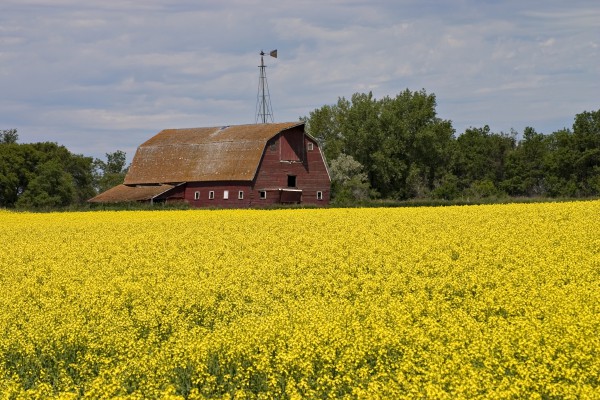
(1, 201), (599, 398)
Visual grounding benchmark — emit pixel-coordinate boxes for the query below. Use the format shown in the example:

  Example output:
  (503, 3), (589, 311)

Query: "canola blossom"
(0, 202), (599, 398)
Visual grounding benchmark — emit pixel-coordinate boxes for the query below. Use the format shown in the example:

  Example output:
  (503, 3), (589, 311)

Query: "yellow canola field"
(1, 202), (599, 399)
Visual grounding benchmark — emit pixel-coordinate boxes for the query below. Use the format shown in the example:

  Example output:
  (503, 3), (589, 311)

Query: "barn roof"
(124, 122), (304, 185)
(88, 184), (177, 203)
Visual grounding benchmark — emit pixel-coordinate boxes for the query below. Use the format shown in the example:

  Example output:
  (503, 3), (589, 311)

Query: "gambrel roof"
(124, 122), (304, 185)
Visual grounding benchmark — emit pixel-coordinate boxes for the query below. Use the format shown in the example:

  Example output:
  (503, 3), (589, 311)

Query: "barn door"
(280, 130), (303, 162)
(280, 189), (302, 203)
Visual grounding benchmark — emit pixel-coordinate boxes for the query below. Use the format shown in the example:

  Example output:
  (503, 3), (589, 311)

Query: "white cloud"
(1, 0), (599, 160)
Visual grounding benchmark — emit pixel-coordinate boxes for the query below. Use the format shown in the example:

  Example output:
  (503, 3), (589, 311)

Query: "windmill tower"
(255, 50), (277, 124)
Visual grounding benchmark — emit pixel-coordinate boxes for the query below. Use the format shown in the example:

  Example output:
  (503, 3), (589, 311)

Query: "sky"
(1, 0), (599, 162)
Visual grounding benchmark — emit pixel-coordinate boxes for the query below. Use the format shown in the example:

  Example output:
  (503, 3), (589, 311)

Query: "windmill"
(255, 50), (277, 124)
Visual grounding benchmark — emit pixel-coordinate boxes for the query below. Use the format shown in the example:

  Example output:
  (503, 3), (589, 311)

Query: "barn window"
(194, 191), (200, 200)
(209, 191), (215, 199)
(307, 142), (314, 151)
(238, 191), (244, 200)
(287, 175), (297, 187)
(269, 142), (276, 151)
(317, 191), (323, 200)
(259, 190), (267, 199)
(223, 190), (229, 200)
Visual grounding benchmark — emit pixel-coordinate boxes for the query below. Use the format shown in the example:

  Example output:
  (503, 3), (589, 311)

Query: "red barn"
(89, 122), (331, 207)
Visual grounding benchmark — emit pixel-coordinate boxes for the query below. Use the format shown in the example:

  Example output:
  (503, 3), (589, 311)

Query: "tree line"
(0, 129), (127, 209)
(2, 89), (598, 209)
(305, 90), (600, 203)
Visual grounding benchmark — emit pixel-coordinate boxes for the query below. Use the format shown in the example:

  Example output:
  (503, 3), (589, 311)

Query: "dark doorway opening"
(287, 175), (297, 187)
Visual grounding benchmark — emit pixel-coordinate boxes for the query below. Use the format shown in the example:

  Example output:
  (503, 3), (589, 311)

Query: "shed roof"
(88, 184), (176, 203)
(124, 122), (304, 185)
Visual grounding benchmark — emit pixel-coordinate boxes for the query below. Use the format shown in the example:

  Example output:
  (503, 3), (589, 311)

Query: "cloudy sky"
(2, 0), (599, 161)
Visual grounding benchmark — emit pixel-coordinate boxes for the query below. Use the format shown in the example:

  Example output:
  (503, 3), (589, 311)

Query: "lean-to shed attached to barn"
(89, 122), (330, 207)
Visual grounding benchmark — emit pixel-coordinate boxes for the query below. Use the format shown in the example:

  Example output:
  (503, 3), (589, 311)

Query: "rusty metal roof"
(88, 184), (176, 203)
(124, 122), (304, 185)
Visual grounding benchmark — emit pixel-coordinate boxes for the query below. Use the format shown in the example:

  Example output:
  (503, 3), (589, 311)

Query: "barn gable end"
(252, 125), (330, 205)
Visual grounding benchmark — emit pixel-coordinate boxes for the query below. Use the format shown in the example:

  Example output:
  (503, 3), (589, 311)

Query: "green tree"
(29, 142), (95, 203)
(378, 90), (456, 198)
(328, 154), (375, 204)
(1, 129), (18, 144)
(431, 173), (460, 200)
(544, 128), (579, 197)
(306, 89), (455, 199)
(16, 160), (76, 208)
(0, 141), (95, 208)
(93, 150), (128, 193)
(304, 105), (345, 161)
(454, 126), (515, 197)
(502, 127), (549, 196)
(572, 110), (600, 195)
(0, 143), (25, 206)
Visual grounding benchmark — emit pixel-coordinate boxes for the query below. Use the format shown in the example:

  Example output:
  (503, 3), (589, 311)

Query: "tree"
(431, 173), (460, 200)
(544, 128), (579, 197)
(328, 154), (374, 204)
(306, 89), (455, 199)
(454, 125), (515, 197)
(540, 110), (600, 197)
(304, 105), (345, 162)
(0, 143), (25, 206)
(93, 150), (128, 193)
(0, 141), (95, 208)
(0, 129), (18, 144)
(502, 127), (549, 196)
(378, 91), (456, 198)
(572, 110), (600, 195)
(16, 160), (76, 208)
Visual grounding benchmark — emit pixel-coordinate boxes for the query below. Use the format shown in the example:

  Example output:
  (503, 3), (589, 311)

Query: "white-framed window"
(307, 142), (314, 151)
(317, 191), (323, 200)
(223, 190), (229, 200)
(209, 191), (215, 200)
(259, 190), (267, 199)
(238, 191), (244, 200)
(194, 191), (200, 200)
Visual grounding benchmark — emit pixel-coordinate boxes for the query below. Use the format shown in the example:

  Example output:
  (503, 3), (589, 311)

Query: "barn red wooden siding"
(175, 125), (330, 207)
(252, 125), (330, 206)
(280, 128), (304, 161)
(158, 183), (186, 203)
(183, 181), (253, 208)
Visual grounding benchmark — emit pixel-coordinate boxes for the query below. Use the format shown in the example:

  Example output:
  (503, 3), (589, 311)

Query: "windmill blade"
(269, 49), (278, 58)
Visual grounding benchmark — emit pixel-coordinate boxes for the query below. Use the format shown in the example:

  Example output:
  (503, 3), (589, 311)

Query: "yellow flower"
(0, 202), (599, 398)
